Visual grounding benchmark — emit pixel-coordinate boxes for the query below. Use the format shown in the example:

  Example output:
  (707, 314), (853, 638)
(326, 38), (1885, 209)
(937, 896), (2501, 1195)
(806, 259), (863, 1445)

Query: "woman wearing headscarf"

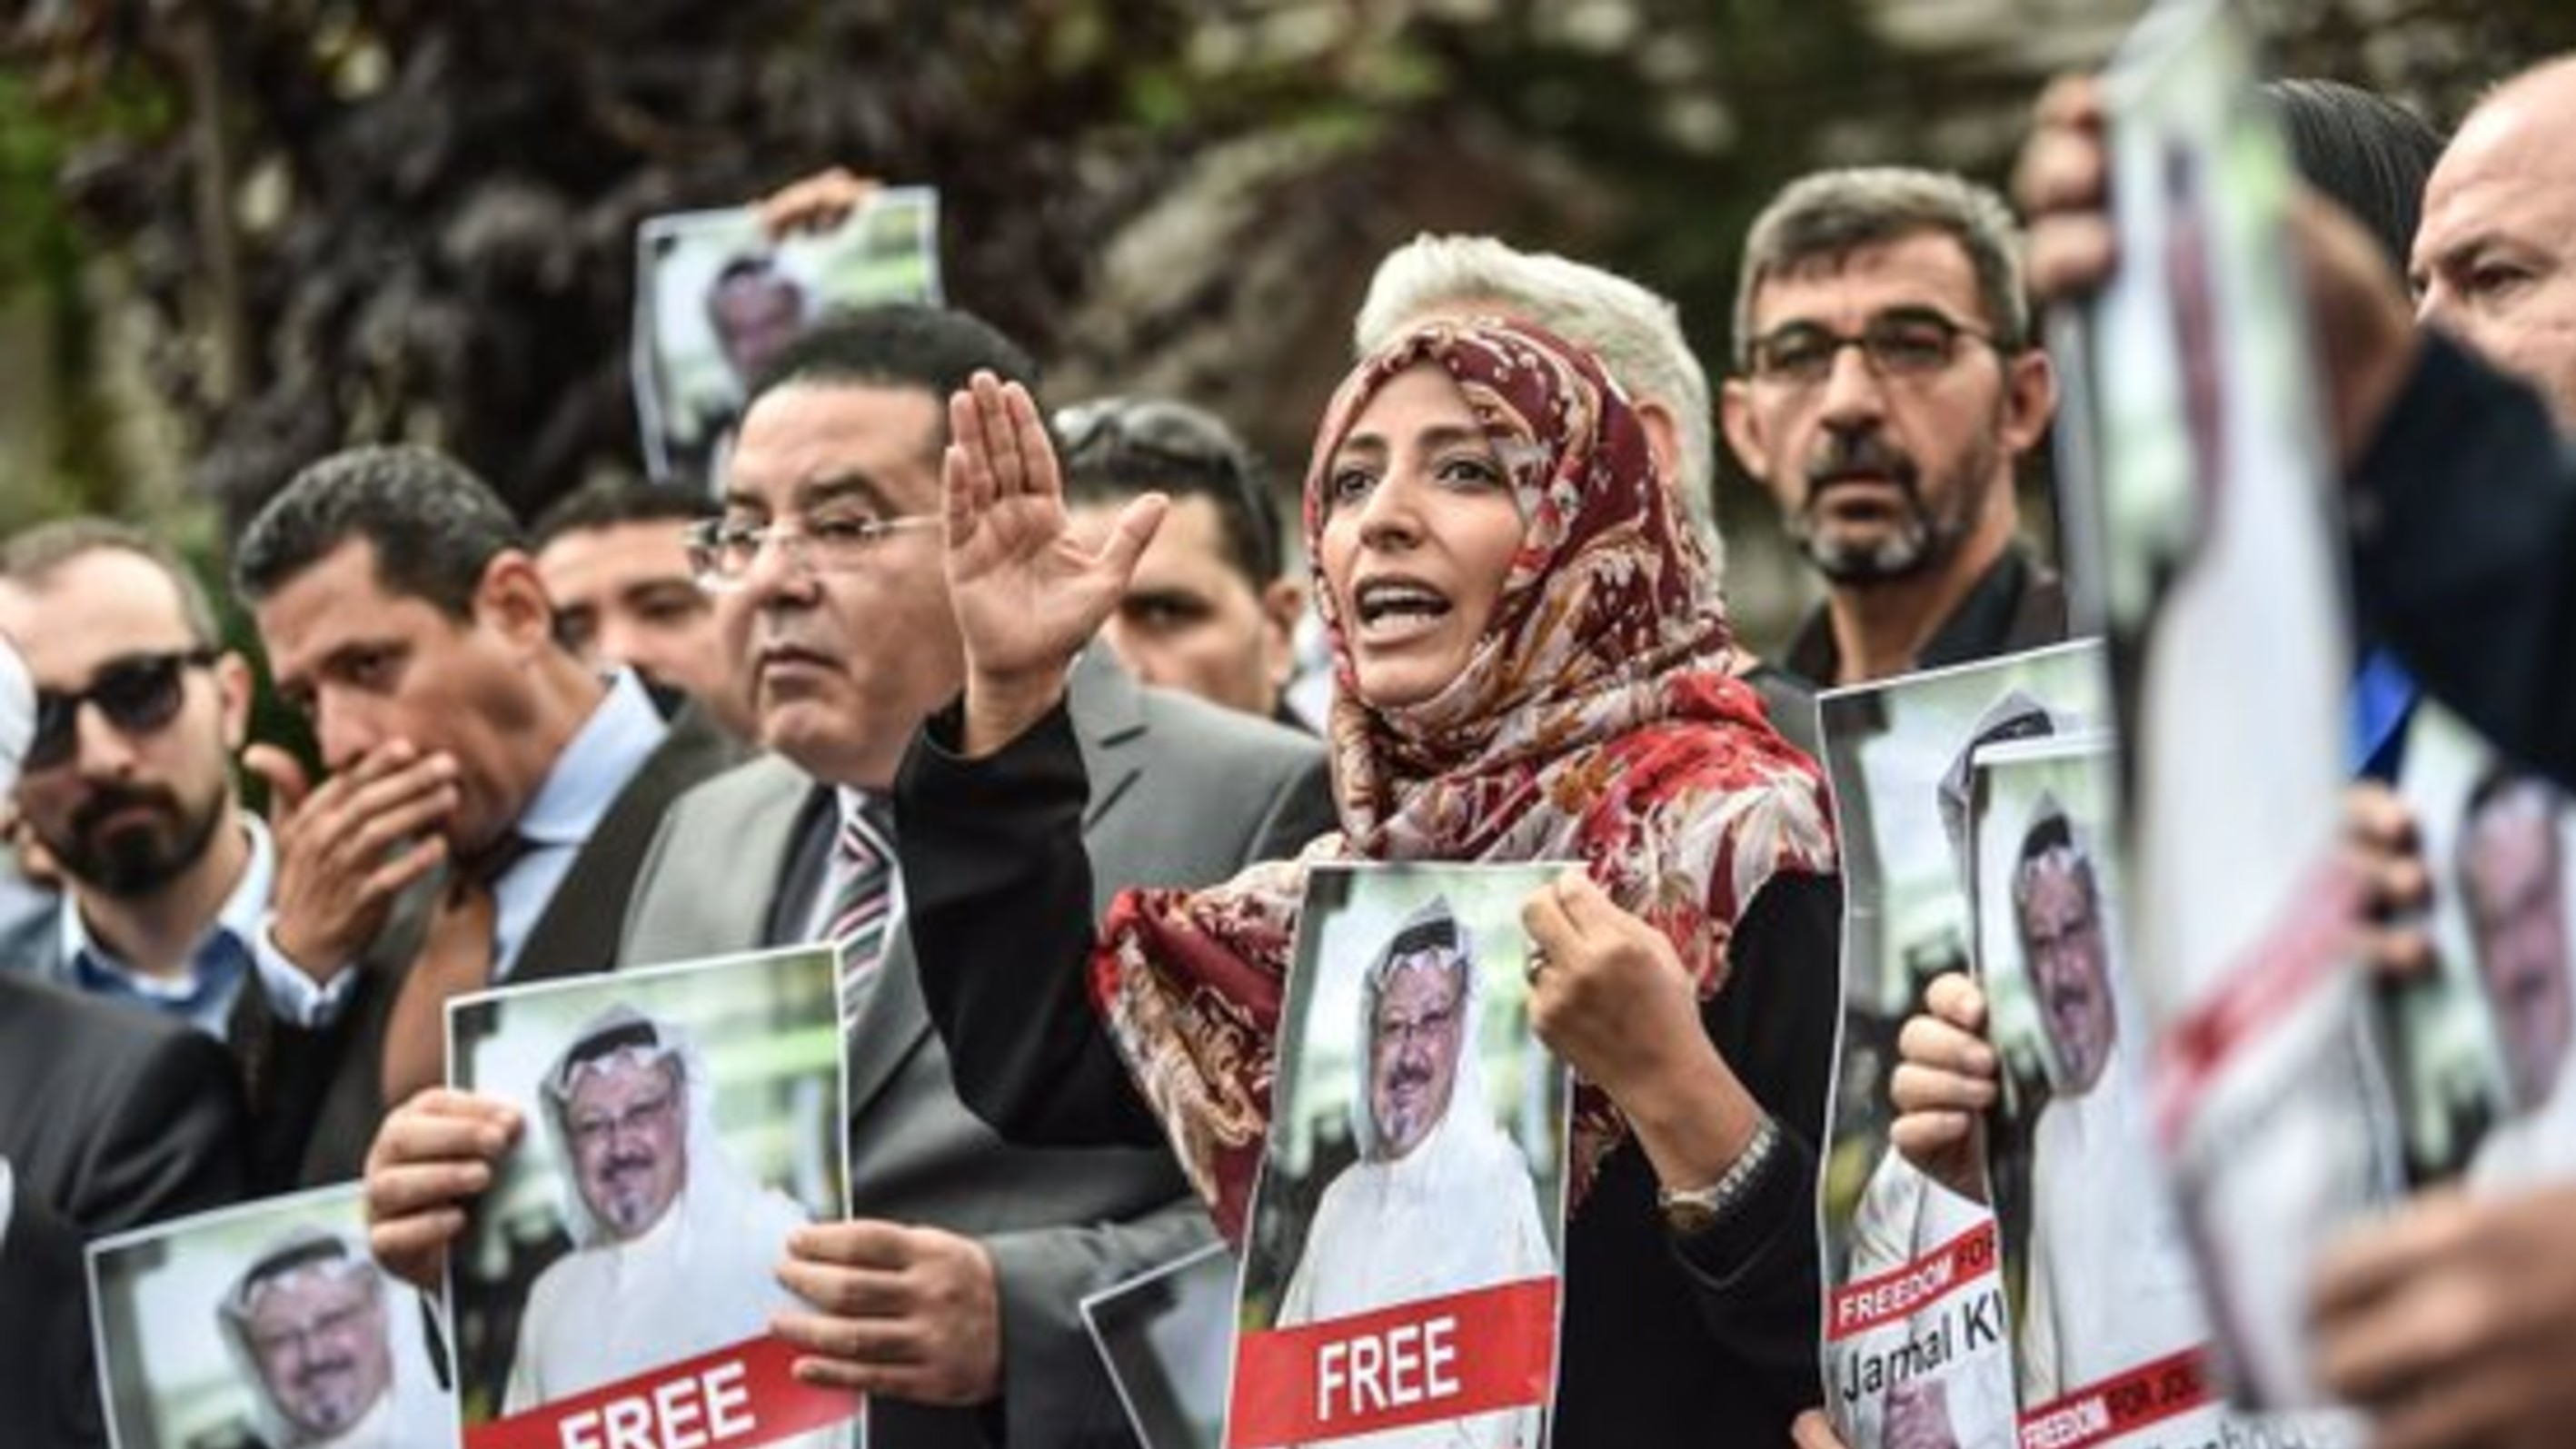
(846, 318), (1842, 1441)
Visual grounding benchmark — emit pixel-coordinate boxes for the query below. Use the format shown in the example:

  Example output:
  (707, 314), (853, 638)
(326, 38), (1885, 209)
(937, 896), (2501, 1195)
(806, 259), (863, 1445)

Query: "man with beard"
(1721, 167), (2064, 689)
(0, 520), (273, 1037)
(0, 628), (250, 1448)
(502, 1008), (812, 1416)
(219, 1229), (442, 1449)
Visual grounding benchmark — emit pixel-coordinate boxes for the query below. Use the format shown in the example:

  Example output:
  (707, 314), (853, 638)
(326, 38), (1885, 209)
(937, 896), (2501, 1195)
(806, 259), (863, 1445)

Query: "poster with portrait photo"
(1813, 640), (2109, 1449)
(2386, 702), (2576, 1190)
(1970, 734), (2223, 1448)
(86, 1184), (454, 1449)
(632, 187), (943, 488)
(1228, 861), (1569, 1449)
(445, 946), (856, 1449)
(1082, 1242), (1236, 1449)
(2066, 0), (2406, 1408)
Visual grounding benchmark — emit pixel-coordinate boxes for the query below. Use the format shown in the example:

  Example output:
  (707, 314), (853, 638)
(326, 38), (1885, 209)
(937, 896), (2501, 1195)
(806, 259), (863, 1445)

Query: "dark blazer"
(2351, 332), (2576, 789)
(1, 1190), (105, 1449)
(621, 648), (1335, 1449)
(0, 973), (251, 1449)
(231, 700), (741, 1189)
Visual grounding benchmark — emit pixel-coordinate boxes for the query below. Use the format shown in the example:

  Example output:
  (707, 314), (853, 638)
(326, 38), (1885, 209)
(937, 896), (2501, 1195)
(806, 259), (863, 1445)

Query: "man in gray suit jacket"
(365, 306), (1331, 1449)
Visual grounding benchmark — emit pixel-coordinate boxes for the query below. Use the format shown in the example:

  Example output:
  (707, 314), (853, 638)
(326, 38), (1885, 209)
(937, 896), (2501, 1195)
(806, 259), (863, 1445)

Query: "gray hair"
(1732, 167), (2030, 366)
(1355, 233), (1723, 580)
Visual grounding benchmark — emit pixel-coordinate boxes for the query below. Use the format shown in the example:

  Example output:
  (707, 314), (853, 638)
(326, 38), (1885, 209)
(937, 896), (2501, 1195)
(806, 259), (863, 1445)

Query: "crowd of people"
(3, 37), (2575, 1449)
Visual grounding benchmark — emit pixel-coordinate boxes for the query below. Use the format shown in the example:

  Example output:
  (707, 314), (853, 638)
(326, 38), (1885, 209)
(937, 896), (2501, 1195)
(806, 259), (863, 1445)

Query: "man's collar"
(59, 810), (273, 981)
(1783, 544), (2061, 687)
(515, 669), (669, 848)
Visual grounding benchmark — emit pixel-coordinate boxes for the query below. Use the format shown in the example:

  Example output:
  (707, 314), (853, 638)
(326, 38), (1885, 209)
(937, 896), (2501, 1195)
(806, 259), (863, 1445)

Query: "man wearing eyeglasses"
(1056, 396), (1308, 728)
(1720, 167), (2066, 689)
(363, 304), (1332, 1449)
(0, 520), (272, 1039)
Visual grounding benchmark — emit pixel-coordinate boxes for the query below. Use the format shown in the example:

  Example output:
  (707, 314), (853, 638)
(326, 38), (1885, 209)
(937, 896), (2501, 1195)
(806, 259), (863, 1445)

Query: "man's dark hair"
(234, 444), (526, 620)
(532, 479), (717, 551)
(2, 517), (223, 646)
(745, 304), (1040, 452)
(1057, 396), (1282, 585)
(2267, 79), (2446, 273)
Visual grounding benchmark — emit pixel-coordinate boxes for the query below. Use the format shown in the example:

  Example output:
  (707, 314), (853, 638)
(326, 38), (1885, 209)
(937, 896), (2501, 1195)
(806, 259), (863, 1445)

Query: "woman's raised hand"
(943, 371), (1165, 753)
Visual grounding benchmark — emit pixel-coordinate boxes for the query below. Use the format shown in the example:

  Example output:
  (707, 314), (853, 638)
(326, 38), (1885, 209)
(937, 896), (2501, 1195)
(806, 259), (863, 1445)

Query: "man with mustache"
(1274, 897), (1554, 1449)
(363, 306), (1332, 1449)
(0, 520), (272, 1037)
(220, 1229), (441, 1449)
(503, 1008), (813, 1418)
(1720, 168), (2064, 689)
(0, 627), (249, 1449)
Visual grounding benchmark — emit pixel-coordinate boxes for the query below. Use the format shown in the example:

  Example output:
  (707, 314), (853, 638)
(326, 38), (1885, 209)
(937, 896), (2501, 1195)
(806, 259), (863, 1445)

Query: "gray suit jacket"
(622, 650), (1334, 1449)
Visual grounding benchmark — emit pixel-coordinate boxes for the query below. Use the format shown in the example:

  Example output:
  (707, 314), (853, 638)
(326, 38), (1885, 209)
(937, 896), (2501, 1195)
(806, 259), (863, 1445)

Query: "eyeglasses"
(1745, 309), (2001, 387)
(1053, 397), (1280, 581)
(26, 648), (221, 771)
(683, 512), (940, 591)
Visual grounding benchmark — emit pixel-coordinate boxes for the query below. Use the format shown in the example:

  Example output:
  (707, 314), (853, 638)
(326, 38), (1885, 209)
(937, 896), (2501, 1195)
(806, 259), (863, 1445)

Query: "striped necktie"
(824, 800), (896, 1026)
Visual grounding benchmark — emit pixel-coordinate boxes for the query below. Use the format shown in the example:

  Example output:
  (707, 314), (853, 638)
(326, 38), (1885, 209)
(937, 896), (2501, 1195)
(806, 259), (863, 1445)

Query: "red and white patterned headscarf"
(1094, 317), (1837, 1241)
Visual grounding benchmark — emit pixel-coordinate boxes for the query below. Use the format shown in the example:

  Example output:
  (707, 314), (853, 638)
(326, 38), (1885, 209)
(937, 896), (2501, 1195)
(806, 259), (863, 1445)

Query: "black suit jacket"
(2351, 332), (2576, 789)
(232, 700), (741, 1188)
(0, 974), (251, 1449)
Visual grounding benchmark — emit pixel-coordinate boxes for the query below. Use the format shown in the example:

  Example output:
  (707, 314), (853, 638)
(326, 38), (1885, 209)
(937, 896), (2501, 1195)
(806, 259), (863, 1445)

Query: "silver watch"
(1656, 1114), (1781, 1236)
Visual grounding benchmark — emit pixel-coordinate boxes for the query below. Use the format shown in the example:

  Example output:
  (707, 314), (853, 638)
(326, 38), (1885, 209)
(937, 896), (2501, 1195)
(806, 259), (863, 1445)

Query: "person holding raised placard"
(900, 314), (1843, 1443)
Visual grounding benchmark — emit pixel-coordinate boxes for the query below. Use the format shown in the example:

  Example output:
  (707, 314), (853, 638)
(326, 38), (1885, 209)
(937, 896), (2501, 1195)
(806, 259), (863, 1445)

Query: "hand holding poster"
(1228, 864), (1568, 1449)
(86, 1186), (455, 1449)
(632, 187), (942, 486)
(2067, 0), (2402, 1405)
(1815, 641), (2111, 1449)
(446, 947), (856, 1449)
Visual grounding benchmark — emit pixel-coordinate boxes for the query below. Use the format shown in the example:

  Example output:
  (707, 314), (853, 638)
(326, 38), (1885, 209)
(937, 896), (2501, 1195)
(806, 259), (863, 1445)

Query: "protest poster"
(445, 946), (856, 1449)
(86, 1185), (454, 1449)
(1814, 640), (2110, 1449)
(2382, 702), (2576, 1189)
(1082, 1242), (1236, 1449)
(632, 187), (943, 486)
(2064, 0), (2404, 1405)
(1227, 862), (1569, 1449)
(1969, 734), (2222, 1449)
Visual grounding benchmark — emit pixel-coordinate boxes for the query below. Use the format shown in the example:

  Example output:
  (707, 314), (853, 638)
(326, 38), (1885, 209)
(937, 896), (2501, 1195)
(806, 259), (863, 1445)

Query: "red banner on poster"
(2016, 1346), (2213, 1449)
(466, 1333), (858, 1449)
(1227, 1275), (1558, 1447)
(1828, 1219), (2001, 1341)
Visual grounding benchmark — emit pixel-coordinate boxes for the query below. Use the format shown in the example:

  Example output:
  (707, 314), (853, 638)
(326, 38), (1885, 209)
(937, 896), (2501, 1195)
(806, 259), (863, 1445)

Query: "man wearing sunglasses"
(0, 625), (253, 1449)
(0, 521), (273, 1040)
(1721, 167), (2066, 689)
(1056, 395), (1308, 728)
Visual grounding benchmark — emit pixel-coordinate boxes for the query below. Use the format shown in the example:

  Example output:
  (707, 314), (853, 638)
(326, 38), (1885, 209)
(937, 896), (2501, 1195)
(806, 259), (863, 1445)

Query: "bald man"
(2409, 55), (2576, 431)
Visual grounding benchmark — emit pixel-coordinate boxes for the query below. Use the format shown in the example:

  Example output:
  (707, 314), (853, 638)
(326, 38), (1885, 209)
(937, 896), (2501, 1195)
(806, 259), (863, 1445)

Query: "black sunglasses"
(26, 648), (220, 771)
